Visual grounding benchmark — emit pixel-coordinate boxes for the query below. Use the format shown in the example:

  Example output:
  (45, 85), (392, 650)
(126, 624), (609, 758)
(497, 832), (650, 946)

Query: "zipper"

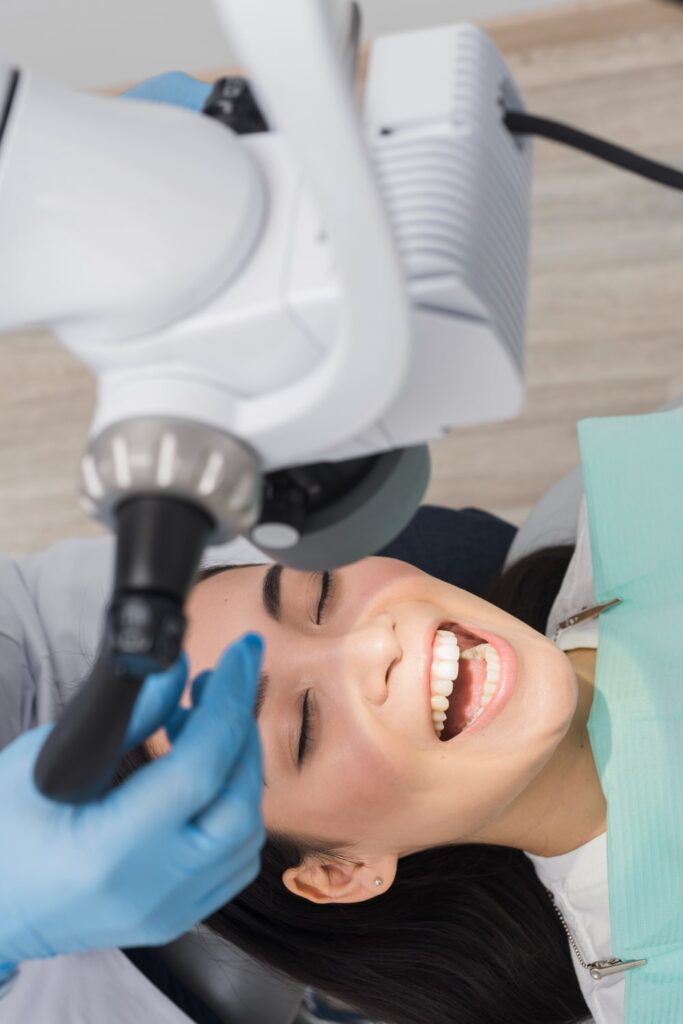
(544, 887), (647, 980)
(550, 594), (648, 979)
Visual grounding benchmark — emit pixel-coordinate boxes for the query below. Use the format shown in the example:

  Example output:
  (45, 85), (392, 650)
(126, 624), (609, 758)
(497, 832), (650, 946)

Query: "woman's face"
(164, 557), (580, 869)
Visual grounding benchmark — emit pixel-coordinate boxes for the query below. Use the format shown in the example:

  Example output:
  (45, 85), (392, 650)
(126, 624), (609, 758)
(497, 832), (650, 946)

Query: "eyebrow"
(262, 563), (283, 623)
(255, 563), (282, 724)
(256, 564), (285, 787)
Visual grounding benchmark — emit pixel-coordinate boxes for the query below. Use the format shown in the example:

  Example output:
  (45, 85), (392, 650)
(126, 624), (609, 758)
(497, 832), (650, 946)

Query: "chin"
(535, 645), (580, 740)
(498, 633), (578, 754)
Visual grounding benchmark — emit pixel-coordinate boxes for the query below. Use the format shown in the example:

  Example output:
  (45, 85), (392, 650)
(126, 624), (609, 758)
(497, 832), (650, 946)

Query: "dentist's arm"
(0, 635), (265, 995)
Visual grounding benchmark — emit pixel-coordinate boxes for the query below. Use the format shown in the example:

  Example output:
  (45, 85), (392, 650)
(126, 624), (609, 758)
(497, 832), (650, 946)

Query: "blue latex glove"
(0, 635), (265, 973)
(122, 71), (213, 112)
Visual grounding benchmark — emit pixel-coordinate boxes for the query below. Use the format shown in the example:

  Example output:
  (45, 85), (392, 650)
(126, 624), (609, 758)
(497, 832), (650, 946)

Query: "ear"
(282, 853), (398, 904)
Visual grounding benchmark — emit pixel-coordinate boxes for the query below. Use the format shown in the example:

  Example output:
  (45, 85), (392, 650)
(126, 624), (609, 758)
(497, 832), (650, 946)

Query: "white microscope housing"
(0, 2), (533, 802)
(0, 14), (531, 561)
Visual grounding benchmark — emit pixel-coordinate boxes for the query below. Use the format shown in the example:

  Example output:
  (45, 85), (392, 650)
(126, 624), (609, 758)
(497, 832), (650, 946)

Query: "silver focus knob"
(79, 417), (262, 544)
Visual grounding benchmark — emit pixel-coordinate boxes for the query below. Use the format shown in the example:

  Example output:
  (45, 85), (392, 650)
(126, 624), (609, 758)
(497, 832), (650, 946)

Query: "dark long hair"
(118, 546), (585, 1023)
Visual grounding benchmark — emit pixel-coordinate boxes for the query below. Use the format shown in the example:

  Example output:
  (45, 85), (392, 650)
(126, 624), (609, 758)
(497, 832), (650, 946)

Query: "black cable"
(504, 109), (683, 192)
(0, 69), (19, 146)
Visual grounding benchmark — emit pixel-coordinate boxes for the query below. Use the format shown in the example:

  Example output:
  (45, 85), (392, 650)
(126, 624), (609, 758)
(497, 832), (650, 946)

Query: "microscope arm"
(208, 0), (412, 456)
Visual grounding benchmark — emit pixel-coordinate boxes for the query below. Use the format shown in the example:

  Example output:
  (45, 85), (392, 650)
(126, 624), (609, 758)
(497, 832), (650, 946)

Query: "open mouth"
(430, 622), (503, 741)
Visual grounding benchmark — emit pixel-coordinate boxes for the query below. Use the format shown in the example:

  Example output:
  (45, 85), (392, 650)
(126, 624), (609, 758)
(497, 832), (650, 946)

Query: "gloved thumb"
(123, 652), (189, 752)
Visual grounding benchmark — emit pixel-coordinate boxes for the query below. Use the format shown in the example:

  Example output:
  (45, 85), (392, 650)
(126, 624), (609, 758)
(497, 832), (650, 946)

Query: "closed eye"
(298, 690), (316, 766)
(298, 571), (338, 766)
(316, 569), (337, 625)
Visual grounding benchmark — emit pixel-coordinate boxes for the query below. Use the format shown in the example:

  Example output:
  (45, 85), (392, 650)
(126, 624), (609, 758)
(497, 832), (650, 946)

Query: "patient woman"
(118, 527), (598, 1024)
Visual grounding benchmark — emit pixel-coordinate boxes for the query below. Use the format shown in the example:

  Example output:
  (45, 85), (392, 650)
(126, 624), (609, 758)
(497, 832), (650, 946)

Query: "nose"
(340, 611), (402, 705)
(295, 613), (402, 707)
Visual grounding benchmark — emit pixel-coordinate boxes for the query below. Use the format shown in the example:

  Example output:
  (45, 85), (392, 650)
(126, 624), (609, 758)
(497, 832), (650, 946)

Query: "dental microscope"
(0, 1), (532, 802)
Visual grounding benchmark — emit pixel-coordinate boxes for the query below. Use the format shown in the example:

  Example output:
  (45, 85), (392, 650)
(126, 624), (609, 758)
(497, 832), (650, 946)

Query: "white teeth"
(460, 643), (487, 660)
(430, 676), (454, 697)
(484, 648), (501, 687)
(432, 659), (458, 680)
(461, 644), (500, 685)
(429, 634), (502, 739)
(429, 628), (460, 736)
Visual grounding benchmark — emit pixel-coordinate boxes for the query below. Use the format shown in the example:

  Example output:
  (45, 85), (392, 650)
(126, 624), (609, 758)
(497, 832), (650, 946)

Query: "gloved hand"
(0, 634), (265, 973)
(121, 71), (213, 111)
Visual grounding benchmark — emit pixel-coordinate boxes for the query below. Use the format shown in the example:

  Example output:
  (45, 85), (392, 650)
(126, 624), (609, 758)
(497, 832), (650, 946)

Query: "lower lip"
(442, 625), (517, 742)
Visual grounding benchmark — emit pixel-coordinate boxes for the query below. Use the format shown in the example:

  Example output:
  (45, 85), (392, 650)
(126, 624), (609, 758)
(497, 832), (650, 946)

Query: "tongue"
(447, 658), (487, 735)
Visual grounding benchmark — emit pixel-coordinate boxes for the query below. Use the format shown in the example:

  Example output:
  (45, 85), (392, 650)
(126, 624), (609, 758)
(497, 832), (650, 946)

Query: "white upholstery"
(503, 465), (583, 569)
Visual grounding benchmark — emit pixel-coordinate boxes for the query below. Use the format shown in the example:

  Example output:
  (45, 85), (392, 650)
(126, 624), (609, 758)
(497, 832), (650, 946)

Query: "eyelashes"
(316, 569), (338, 624)
(299, 571), (338, 765)
(298, 689), (316, 766)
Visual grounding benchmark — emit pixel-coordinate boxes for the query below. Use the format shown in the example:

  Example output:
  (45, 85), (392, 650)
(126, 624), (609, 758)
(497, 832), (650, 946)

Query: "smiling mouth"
(431, 622), (502, 741)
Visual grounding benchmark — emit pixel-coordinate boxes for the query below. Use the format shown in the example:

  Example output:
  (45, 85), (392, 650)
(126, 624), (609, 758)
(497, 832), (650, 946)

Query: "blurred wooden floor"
(1, 0), (682, 555)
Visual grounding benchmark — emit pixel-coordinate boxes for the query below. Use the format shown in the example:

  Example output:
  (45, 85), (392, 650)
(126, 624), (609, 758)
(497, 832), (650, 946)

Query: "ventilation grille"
(366, 25), (532, 373)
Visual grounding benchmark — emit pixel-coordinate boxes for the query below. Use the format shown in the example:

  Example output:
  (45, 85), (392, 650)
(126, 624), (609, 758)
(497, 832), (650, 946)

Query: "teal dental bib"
(579, 407), (683, 1023)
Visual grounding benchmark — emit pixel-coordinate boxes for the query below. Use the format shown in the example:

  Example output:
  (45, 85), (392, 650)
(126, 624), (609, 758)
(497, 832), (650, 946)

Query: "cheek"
(330, 730), (401, 804)
(316, 740), (404, 839)
(262, 729), (403, 839)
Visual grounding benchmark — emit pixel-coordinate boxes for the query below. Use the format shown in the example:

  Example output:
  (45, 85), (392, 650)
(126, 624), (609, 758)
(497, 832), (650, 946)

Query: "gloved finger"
(191, 670), (212, 707)
(148, 833), (264, 945)
(193, 720), (266, 839)
(163, 670), (211, 744)
(164, 706), (191, 746)
(3, 723), (54, 787)
(193, 831), (266, 921)
(183, 822), (264, 901)
(121, 71), (213, 112)
(189, 639), (262, 714)
(193, 857), (262, 923)
(101, 635), (264, 836)
(189, 724), (263, 852)
(123, 653), (189, 752)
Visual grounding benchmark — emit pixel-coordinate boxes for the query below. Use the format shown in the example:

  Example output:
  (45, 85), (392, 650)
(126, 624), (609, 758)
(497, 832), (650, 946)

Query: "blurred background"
(1, 0), (682, 554)
(0, 0), (574, 89)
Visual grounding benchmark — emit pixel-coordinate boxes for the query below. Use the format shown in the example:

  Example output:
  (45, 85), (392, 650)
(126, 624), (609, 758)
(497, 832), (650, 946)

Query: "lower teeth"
(434, 702), (486, 741)
(463, 706), (485, 730)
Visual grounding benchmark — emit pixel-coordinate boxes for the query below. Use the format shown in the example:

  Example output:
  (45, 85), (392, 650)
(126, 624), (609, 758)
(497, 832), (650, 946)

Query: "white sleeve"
(0, 950), (195, 1024)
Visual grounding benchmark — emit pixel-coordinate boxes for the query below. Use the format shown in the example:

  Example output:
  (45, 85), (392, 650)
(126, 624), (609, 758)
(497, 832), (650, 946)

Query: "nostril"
(386, 655), (400, 687)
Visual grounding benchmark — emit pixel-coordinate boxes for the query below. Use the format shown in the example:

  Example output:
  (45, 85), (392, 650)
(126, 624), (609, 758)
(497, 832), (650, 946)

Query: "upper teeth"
(430, 629), (501, 738)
